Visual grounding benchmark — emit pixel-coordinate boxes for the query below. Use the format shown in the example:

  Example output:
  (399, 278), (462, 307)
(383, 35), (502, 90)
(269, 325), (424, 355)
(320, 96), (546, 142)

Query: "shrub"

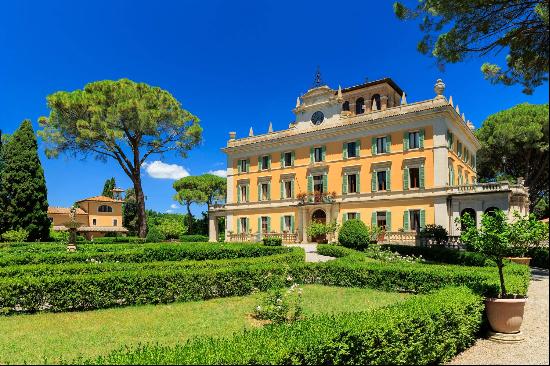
(49, 229), (69, 242)
(146, 225), (165, 243)
(91, 237), (146, 244)
(338, 219), (372, 250)
(179, 235), (209, 242)
(80, 287), (483, 365)
(253, 283), (303, 324)
(1, 229), (29, 242)
(527, 246), (549, 269)
(508, 212), (549, 257)
(380, 244), (492, 267)
(419, 224), (448, 244)
(263, 237), (282, 246)
(306, 220), (338, 243)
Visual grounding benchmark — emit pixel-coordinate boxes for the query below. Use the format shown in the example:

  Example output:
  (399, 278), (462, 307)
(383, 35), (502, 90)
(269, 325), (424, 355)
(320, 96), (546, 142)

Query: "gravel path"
(449, 267), (549, 365)
(284, 243), (336, 263)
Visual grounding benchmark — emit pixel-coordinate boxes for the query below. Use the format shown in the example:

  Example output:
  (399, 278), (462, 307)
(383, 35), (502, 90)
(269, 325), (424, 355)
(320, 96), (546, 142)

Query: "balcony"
(297, 191), (336, 204)
(446, 181), (527, 195)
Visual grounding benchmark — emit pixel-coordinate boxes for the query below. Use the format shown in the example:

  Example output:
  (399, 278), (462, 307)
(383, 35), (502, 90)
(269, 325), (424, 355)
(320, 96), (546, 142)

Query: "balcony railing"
(378, 232), (464, 249)
(227, 232), (299, 243)
(297, 192), (337, 204)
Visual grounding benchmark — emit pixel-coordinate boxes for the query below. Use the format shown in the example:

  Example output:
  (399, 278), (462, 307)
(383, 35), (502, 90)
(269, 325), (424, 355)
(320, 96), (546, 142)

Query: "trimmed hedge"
(0, 249), (305, 279)
(91, 237), (146, 244)
(338, 219), (372, 250)
(179, 235), (209, 242)
(380, 244), (492, 267)
(0, 243), (292, 267)
(262, 237), (282, 246)
(527, 246), (549, 269)
(79, 287), (483, 365)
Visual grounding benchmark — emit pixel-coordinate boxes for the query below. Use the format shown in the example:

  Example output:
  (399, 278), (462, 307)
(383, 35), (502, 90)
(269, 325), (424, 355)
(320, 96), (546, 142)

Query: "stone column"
(208, 213), (217, 242)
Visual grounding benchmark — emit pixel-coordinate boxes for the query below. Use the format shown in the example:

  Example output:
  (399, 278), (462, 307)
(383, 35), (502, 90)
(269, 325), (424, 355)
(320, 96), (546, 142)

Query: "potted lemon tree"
(459, 210), (528, 335)
(507, 212), (549, 266)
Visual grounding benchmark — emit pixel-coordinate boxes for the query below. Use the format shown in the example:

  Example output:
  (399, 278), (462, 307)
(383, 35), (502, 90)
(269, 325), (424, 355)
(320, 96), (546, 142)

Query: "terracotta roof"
(341, 78), (404, 95)
(48, 207), (87, 215)
(76, 195), (121, 203)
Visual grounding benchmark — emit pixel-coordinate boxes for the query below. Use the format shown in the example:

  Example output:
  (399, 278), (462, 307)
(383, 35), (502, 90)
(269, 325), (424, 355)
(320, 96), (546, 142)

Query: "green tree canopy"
(394, 0), (549, 94)
(0, 120), (50, 241)
(38, 79), (202, 238)
(476, 103), (549, 209)
(102, 177), (116, 198)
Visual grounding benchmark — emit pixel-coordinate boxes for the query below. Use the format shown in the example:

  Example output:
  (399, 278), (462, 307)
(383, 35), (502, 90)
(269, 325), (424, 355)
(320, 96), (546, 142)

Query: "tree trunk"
(497, 260), (507, 298)
(186, 201), (193, 234)
(132, 172), (147, 238)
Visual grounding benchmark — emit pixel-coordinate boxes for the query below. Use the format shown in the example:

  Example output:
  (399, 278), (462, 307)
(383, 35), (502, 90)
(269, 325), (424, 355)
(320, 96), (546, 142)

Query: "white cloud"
(207, 169), (227, 178)
(165, 209), (174, 213)
(170, 203), (179, 209)
(142, 160), (190, 180)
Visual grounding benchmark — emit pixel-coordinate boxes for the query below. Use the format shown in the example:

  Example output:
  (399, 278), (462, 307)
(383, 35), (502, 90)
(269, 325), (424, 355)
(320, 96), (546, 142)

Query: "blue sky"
(1, 1), (548, 216)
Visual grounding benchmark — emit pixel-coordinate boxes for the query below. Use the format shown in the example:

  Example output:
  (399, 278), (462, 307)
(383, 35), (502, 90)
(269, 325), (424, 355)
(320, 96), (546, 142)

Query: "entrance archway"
(460, 208), (477, 231)
(310, 209), (327, 243)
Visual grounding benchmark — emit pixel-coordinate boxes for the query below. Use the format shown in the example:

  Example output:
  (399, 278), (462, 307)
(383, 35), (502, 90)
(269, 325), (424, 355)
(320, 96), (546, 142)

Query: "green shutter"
(310, 147), (314, 163)
(246, 185), (249, 202)
(246, 159), (250, 172)
(403, 132), (409, 151)
(342, 173), (348, 194)
(371, 171), (377, 192)
(237, 185), (241, 203)
(356, 173), (360, 193)
(372, 137), (377, 155)
(323, 173), (328, 192)
(357, 212), (361, 221)
(237, 160), (242, 173)
(280, 216), (284, 232)
(386, 168), (391, 191)
(419, 165), (425, 188)
(267, 217), (271, 232)
(386, 135), (391, 153)
(280, 181), (284, 199)
(419, 129), (425, 148)
(371, 212), (377, 227)
(322, 146), (326, 161)
(342, 213), (347, 223)
(237, 219), (241, 234)
(246, 218), (250, 233)
(258, 183), (261, 201)
(280, 152), (284, 167)
(291, 151), (295, 166)
(258, 156), (262, 170)
(267, 182), (271, 200)
(267, 155), (271, 169)
(343, 142), (348, 159)
(420, 210), (426, 228)
(291, 180), (294, 198)
(403, 210), (409, 231)
(403, 167), (409, 190)
(450, 167), (455, 186)
(290, 216), (295, 232)
(386, 211), (392, 231)
(258, 217), (261, 233)
(356, 140), (361, 157)
(307, 175), (313, 193)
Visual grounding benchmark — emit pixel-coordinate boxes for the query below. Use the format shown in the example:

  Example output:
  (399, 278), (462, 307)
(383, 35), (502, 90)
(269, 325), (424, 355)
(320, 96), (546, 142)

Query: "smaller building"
(48, 194), (128, 240)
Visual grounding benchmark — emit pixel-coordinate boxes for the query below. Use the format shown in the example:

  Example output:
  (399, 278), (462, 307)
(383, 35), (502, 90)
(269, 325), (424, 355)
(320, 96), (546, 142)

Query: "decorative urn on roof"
(434, 79), (445, 99)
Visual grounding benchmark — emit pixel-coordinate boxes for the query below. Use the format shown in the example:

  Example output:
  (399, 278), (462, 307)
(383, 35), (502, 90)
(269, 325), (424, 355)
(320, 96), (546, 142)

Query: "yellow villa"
(208, 76), (530, 243)
(48, 189), (128, 240)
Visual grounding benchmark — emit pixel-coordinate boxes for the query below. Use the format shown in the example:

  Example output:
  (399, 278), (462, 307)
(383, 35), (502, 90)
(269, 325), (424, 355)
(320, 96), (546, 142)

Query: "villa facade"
(48, 192), (128, 240)
(208, 76), (530, 243)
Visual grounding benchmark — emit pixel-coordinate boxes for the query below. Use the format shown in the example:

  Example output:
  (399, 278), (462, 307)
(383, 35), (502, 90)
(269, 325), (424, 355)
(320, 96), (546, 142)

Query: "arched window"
(460, 208), (477, 231)
(484, 207), (499, 217)
(342, 101), (350, 111)
(355, 98), (364, 114)
(98, 205), (113, 213)
(371, 94), (381, 111)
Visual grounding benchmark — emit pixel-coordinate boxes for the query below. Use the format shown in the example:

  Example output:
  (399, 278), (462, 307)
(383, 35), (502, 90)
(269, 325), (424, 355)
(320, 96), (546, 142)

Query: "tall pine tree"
(102, 177), (116, 198)
(0, 120), (50, 241)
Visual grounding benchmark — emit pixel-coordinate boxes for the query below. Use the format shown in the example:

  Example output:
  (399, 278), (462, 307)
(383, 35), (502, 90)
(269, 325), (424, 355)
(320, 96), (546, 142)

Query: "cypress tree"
(102, 177), (116, 198)
(0, 120), (50, 241)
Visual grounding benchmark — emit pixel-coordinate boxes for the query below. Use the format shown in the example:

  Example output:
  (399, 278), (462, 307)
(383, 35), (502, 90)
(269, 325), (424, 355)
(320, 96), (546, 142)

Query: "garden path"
(284, 243), (336, 263)
(449, 267), (549, 365)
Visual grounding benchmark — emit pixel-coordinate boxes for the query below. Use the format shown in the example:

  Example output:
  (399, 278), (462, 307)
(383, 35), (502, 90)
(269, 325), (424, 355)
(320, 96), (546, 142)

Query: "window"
(376, 137), (387, 154)
(313, 175), (324, 193)
(239, 217), (248, 233)
(261, 216), (269, 233)
(239, 185), (248, 202)
(260, 182), (269, 201)
(92, 218), (97, 226)
(283, 152), (292, 167)
(348, 174), (357, 193)
(376, 212), (387, 228)
(239, 159), (248, 173)
(377, 171), (387, 191)
(98, 205), (112, 213)
(113, 219), (118, 227)
(283, 215), (292, 232)
(284, 181), (292, 199)
(409, 167), (420, 189)
(355, 97), (364, 114)
(371, 94), (381, 111)
(409, 210), (421, 232)
(260, 155), (269, 170)
(408, 131), (420, 149)
(347, 212), (358, 220)
(314, 147), (323, 162)
(347, 141), (357, 158)
(342, 101), (350, 111)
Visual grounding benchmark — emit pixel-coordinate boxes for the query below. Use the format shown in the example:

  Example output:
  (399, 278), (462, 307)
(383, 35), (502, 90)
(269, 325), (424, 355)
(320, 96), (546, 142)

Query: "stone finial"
(337, 85), (343, 102)
(449, 95), (453, 106)
(295, 97), (301, 108)
(461, 112), (466, 122)
(268, 121), (273, 133)
(466, 120), (475, 130)
(455, 104), (460, 114)
(434, 78), (445, 99)
(229, 131), (236, 140)
(401, 92), (407, 105)
(249, 127), (254, 137)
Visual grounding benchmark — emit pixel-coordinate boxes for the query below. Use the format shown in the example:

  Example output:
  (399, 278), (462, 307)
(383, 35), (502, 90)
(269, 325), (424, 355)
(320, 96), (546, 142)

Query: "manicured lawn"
(0, 285), (409, 364)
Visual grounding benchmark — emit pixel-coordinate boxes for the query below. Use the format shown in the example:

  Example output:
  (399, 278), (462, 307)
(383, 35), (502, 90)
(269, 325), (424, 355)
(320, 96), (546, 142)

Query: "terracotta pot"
(505, 257), (531, 266)
(485, 297), (527, 333)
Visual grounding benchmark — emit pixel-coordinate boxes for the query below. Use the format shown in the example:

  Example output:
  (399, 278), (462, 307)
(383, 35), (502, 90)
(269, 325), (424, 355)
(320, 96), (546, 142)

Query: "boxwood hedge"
(380, 244), (492, 267)
(78, 286), (483, 365)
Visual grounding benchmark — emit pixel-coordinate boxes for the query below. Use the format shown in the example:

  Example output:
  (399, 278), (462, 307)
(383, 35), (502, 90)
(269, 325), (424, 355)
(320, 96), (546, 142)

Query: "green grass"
(0, 285), (409, 364)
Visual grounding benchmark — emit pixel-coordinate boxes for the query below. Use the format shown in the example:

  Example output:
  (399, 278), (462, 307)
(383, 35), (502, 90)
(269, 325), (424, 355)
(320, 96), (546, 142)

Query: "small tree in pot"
(508, 212), (549, 265)
(459, 210), (527, 335)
